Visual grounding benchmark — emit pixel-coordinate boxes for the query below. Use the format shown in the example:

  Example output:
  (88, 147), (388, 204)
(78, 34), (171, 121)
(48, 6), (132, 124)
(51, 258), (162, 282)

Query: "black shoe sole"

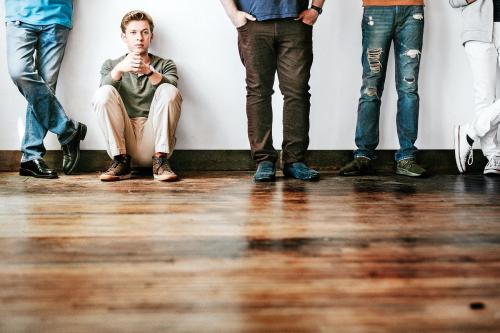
(339, 170), (374, 177)
(19, 168), (58, 179)
(283, 172), (320, 181)
(254, 175), (276, 183)
(63, 124), (87, 175)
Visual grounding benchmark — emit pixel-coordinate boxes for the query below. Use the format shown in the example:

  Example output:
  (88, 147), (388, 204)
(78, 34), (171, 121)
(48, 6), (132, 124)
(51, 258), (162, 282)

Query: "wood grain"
(0, 172), (499, 332)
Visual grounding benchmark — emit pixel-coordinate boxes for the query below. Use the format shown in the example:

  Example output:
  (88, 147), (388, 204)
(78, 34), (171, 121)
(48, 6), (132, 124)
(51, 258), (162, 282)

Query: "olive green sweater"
(100, 53), (178, 118)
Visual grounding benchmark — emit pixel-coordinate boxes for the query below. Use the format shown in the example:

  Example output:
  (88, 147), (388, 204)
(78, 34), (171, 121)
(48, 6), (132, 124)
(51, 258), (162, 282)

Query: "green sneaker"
(396, 158), (426, 177)
(339, 157), (373, 176)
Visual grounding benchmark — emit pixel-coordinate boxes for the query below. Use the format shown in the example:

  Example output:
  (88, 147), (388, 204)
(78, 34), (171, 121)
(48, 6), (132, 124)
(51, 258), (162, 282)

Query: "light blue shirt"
(5, 0), (73, 28)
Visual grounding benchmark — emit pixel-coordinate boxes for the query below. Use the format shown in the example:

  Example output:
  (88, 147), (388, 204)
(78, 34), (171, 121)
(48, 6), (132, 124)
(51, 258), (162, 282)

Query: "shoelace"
(161, 161), (173, 173)
(467, 147), (474, 166)
(400, 159), (415, 168)
(109, 160), (121, 170)
(488, 157), (500, 167)
(154, 157), (172, 174)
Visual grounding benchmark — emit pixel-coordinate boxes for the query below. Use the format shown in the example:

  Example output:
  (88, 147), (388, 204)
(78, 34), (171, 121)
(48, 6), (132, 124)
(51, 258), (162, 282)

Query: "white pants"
(92, 84), (182, 166)
(464, 23), (500, 158)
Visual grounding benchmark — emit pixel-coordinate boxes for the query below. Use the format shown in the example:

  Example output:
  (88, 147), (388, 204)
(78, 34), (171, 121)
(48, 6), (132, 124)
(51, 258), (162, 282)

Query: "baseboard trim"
(0, 150), (488, 173)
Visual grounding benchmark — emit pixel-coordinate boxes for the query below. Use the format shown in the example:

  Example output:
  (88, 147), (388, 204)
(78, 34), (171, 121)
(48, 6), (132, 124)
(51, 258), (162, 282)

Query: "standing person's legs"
(276, 20), (313, 164)
(455, 36), (500, 174)
(275, 20), (318, 181)
(393, 6), (424, 163)
(340, 7), (395, 177)
(237, 21), (278, 164)
(38, 24), (87, 174)
(477, 23), (500, 159)
(354, 7), (394, 161)
(6, 22), (78, 163)
(459, 36), (500, 174)
(464, 41), (498, 157)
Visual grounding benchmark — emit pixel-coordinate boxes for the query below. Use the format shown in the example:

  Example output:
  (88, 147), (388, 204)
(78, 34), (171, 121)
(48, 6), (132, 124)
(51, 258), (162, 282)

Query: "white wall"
(0, 1), (480, 151)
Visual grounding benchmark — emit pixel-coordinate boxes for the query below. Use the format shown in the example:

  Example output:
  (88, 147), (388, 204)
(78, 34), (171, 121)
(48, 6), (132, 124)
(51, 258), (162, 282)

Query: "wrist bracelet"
(145, 65), (155, 77)
(311, 5), (322, 15)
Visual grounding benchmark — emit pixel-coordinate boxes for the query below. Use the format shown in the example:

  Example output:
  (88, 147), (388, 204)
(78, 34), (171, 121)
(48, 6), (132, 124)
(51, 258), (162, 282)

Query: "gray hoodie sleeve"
(449, 0), (471, 8)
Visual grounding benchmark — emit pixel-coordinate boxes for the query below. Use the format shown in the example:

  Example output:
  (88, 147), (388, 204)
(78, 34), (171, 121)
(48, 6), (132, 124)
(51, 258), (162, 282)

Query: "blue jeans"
(354, 6), (424, 162)
(6, 21), (78, 162)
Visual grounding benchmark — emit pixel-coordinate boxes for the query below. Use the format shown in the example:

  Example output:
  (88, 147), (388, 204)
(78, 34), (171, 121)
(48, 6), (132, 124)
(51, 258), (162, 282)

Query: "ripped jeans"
(354, 6), (424, 162)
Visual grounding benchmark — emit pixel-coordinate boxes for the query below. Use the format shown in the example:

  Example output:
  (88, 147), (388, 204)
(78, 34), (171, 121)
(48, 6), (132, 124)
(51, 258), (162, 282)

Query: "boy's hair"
(120, 10), (154, 33)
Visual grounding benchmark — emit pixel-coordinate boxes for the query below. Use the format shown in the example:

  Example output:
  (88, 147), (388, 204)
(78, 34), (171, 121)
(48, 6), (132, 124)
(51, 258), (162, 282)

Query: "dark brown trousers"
(237, 20), (313, 165)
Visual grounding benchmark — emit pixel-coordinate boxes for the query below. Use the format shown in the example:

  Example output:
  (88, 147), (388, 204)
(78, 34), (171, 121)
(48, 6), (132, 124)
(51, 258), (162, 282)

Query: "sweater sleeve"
(158, 59), (179, 87)
(449, 0), (470, 8)
(100, 59), (122, 89)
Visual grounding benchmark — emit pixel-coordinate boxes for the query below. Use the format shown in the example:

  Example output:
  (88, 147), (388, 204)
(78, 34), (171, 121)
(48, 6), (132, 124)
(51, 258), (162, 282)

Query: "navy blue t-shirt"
(236, 0), (309, 21)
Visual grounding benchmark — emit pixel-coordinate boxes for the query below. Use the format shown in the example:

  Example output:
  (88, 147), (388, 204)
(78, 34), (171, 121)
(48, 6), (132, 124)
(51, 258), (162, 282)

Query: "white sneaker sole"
(100, 173), (132, 181)
(484, 169), (500, 175)
(454, 126), (466, 173)
(154, 174), (178, 182)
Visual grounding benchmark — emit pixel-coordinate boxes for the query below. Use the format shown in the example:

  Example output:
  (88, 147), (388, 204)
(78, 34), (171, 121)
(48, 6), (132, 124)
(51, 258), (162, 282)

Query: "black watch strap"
(311, 5), (322, 15)
(145, 65), (155, 77)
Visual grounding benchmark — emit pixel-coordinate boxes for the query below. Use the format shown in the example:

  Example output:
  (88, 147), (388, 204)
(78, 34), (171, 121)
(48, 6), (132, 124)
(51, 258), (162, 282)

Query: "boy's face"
(121, 20), (153, 55)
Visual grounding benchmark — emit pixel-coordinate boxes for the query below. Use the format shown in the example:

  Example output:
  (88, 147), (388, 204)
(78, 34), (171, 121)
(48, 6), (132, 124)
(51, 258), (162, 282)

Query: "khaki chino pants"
(92, 84), (182, 166)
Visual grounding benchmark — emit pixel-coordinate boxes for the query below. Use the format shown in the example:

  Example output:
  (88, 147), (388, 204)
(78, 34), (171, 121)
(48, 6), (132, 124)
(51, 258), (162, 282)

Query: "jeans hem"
(353, 153), (374, 160)
(396, 155), (417, 163)
(20, 155), (44, 163)
(59, 120), (79, 145)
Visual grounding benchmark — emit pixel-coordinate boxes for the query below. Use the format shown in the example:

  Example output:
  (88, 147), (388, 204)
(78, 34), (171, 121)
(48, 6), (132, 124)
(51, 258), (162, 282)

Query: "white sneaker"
(454, 125), (474, 173)
(484, 156), (500, 175)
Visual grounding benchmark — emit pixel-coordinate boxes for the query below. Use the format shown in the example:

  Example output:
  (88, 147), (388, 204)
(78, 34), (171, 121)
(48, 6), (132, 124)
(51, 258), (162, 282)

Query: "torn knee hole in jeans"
(367, 48), (383, 73)
(364, 87), (378, 98)
(405, 49), (421, 59)
(404, 77), (415, 84)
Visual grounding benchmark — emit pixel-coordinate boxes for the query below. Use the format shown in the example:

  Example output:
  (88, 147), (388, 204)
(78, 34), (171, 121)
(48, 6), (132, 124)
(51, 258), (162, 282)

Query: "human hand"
(116, 52), (149, 74)
(231, 10), (256, 28)
(297, 9), (319, 26)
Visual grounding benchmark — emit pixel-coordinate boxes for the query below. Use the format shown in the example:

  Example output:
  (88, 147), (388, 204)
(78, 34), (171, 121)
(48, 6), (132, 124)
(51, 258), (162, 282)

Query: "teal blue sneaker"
(283, 162), (320, 181)
(254, 161), (276, 182)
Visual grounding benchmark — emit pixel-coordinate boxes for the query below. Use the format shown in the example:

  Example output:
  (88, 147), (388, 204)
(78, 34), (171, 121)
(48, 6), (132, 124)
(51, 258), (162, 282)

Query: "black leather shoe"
(19, 159), (58, 179)
(62, 122), (87, 175)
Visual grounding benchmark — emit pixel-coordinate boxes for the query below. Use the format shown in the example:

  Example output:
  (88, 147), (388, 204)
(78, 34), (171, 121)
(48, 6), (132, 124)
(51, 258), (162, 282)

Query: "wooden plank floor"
(0, 171), (499, 333)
